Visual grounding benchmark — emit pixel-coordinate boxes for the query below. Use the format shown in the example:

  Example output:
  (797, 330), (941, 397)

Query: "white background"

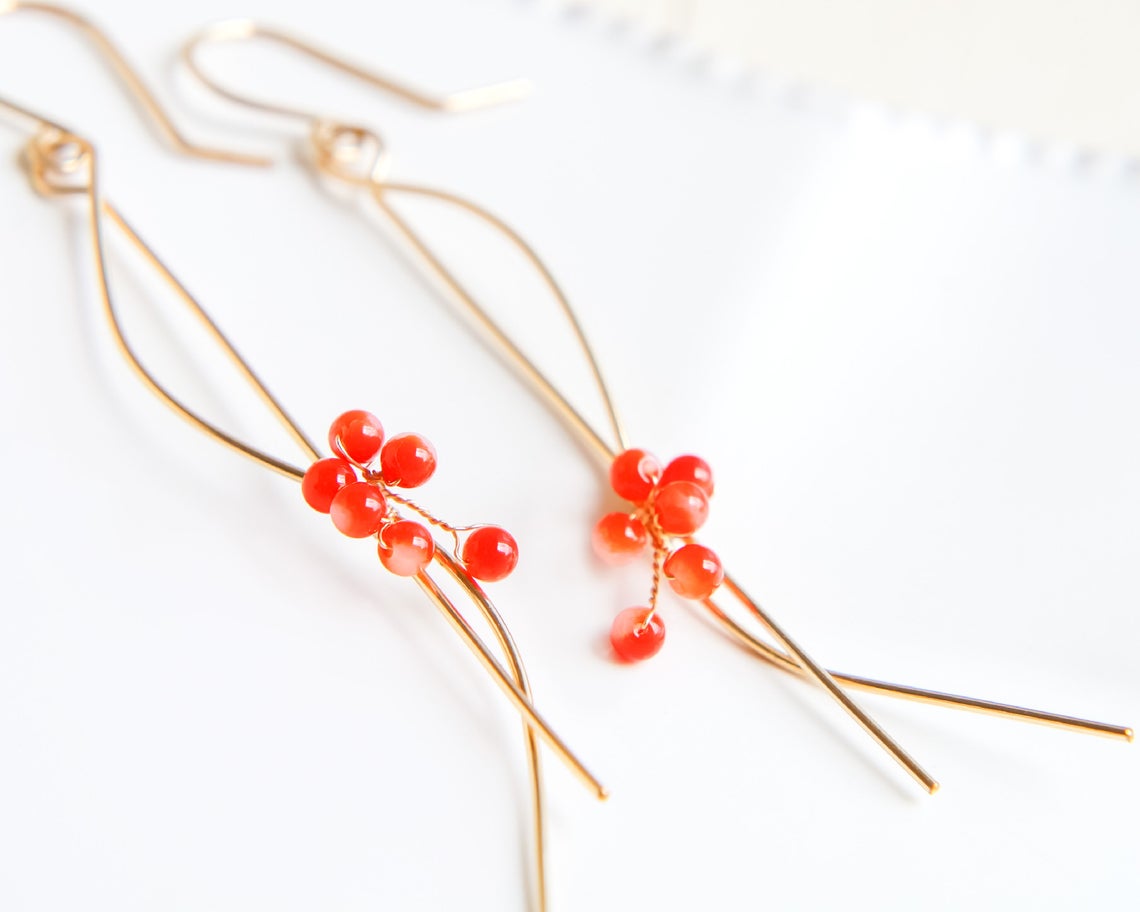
(0, 2), (1137, 910)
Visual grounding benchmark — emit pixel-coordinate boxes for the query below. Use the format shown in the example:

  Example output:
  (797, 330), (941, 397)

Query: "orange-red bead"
(664, 543), (724, 599)
(592, 512), (649, 564)
(654, 481), (709, 535)
(610, 607), (666, 661)
(329, 481), (387, 538)
(377, 520), (435, 576)
(660, 455), (714, 498)
(461, 526), (519, 582)
(301, 457), (358, 513)
(329, 409), (384, 465)
(380, 433), (437, 488)
(610, 448), (661, 503)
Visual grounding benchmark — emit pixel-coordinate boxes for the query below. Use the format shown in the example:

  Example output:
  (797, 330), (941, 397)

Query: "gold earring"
(1, 6), (606, 911)
(179, 18), (1131, 798)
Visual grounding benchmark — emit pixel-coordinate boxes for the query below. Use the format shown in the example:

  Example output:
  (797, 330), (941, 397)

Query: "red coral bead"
(654, 481), (710, 535)
(592, 512), (649, 565)
(663, 543), (724, 600)
(301, 457), (358, 513)
(380, 433), (437, 488)
(329, 481), (387, 538)
(610, 448), (661, 503)
(377, 520), (436, 576)
(328, 409), (384, 465)
(461, 526), (519, 582)
(659, 455), (714, 498)
(610, 607), (666, 661)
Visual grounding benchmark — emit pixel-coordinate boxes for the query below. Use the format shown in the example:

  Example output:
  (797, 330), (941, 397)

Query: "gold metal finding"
(0, 2), (267, 165)
(3, 9), (604, 911)
(178, 20), (1132, 799)
(182, 18), (530, 126)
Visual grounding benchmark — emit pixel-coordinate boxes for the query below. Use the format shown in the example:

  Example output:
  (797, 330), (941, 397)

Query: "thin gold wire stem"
(434, 549), (548, 912)
(415, 566), (609, 801)
(361, 179), (1131, 750)
(84, 181), (310, 480)
(700, 592), (1131, 741)
(102, 203), (322, 465)
(367, 182), (940, 793)
(371, 184), (627, 456)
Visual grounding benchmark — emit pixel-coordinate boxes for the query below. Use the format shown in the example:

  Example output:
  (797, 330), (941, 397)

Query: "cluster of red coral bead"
(593, 449), (724, 662)
(301, 410), (519, 582)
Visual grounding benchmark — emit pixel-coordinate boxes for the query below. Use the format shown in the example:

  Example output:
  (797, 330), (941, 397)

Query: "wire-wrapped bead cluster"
(593, 449), (724, 661)
(302, 410), (519, 581)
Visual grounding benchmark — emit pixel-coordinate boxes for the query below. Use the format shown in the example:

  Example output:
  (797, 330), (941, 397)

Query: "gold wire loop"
(0, 2), (268, 166)
(310, 119), (391, 186)
(23, 125), (93, 196)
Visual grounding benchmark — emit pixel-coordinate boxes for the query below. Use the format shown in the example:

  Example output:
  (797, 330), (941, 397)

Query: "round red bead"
(654, 481), (709, 535)
(377, 520), (436, 576)
(592, 512), (649, 565)
(301, 457), (358, 513)
(660, 455), (714, 498)
(460, 526), (519, 582)
(328, 409), (384, 465)
(380, 433), (437, 488)
(610, 448), (661, 503)
(610, 607), (666, 662)
(329, 481), (387, 538)
(663, 543), (724, 600)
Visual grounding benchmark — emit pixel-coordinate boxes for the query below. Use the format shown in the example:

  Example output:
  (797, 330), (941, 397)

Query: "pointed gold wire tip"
(440, 78), (532, 113)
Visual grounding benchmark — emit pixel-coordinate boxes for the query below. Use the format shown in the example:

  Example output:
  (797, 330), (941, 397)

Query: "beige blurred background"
(571, 0), (1140, 157)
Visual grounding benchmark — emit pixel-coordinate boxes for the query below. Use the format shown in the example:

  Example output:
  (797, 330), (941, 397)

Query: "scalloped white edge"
(544, 0), (1140, 170)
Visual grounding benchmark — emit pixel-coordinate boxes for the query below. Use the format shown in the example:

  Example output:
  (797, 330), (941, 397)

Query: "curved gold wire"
(0, 2), (267, 166)
(176, 19), (1130, 793)
(359, 180), (1131, 743)
(4, 63), (597, 912)
(181, 24), (943, 788)
(368, 181), (941, 793)
(433, 549), (549, 909)
(182, 19), (529, 130)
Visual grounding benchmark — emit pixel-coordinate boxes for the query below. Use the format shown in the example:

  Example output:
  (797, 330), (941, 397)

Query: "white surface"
(0, 2), (1137, 910)
(575, 0), (1140, 159)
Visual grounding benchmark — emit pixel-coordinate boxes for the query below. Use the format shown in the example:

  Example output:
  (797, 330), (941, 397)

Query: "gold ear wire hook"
(0, 1), (269, 166)
(181, 19), (529, 139)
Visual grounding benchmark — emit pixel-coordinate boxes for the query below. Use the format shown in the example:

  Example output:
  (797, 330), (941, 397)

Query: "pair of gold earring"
(1, 4), (1131, 910)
